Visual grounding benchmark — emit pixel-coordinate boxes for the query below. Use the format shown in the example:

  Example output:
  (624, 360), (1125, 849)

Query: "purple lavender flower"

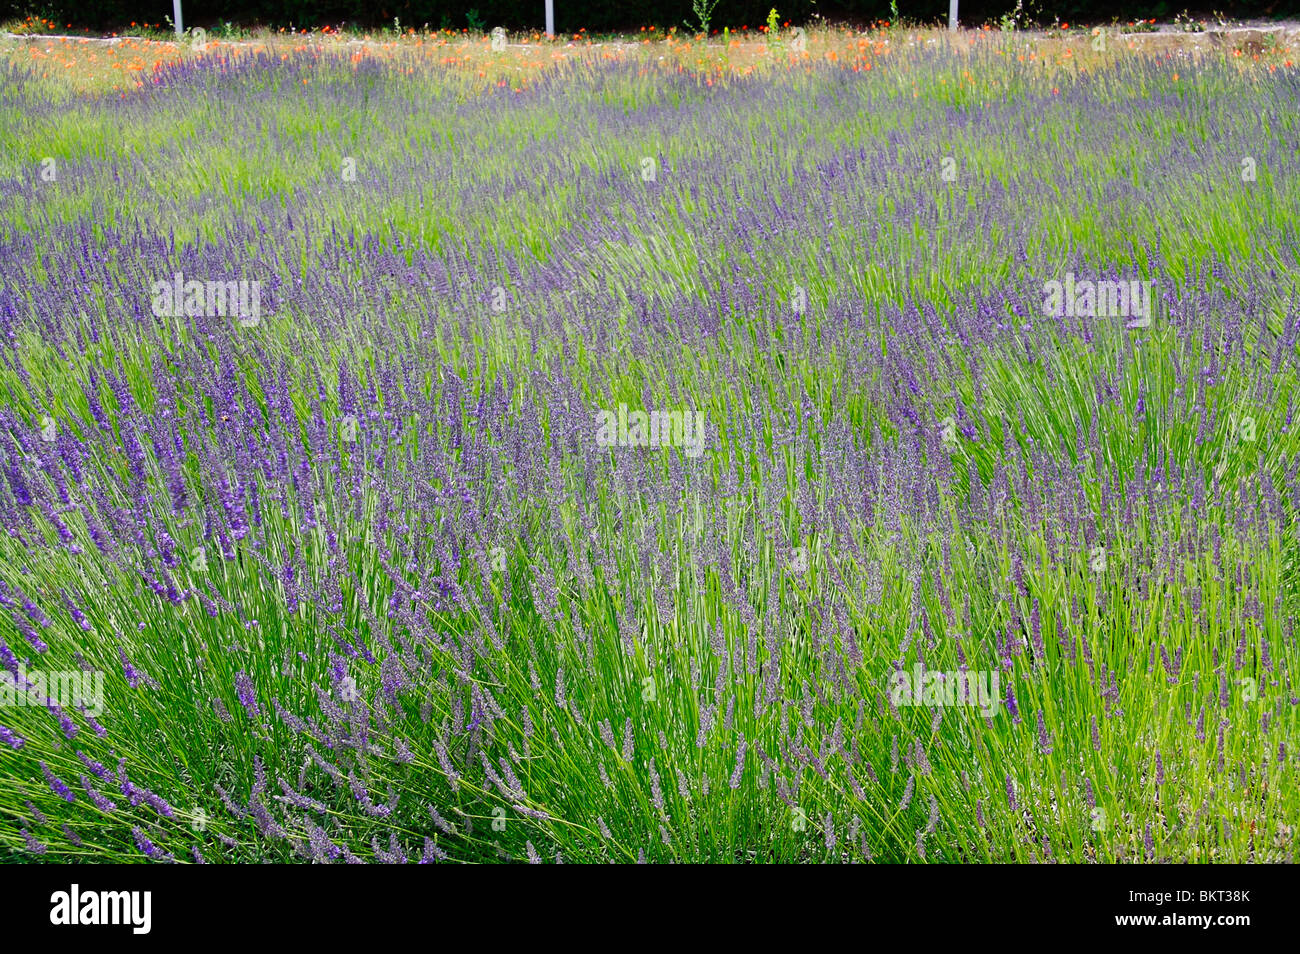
(553, 667), (566, 711)
(144, 791), (175, 819)
(1030, 598), (1044, 662)
(428, 806), (457, 836)
(621, 717), (634, 762)
(12, 613), (47, 653)
(117, 759), (144, 807)
(80, 709), (108, 738)
(729, 737), (747, 789)
(50, 705), (78, 740)
(40, 761), (74, 802)
(118, 647), (157, 689)
(234, 670), (260, 718)
(80, 775), (118, 812)
(132, 826), (171, 861)
(419, 838), (447, 863)
(21, 598), (51, 628)
(899, 774), (915, 810)
(21, 829), (47, 854)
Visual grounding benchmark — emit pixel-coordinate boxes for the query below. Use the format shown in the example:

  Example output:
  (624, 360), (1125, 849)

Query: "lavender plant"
(0, 39), (1296, 863)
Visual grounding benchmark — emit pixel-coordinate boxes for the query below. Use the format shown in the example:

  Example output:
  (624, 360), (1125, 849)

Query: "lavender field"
(1, 32), (1298, 864)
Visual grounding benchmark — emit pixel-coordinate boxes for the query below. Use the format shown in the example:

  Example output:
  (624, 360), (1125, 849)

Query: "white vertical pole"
(948, 0), (958, 30)
(173, 0), (184, 34)
(545, 0), (554, 37)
